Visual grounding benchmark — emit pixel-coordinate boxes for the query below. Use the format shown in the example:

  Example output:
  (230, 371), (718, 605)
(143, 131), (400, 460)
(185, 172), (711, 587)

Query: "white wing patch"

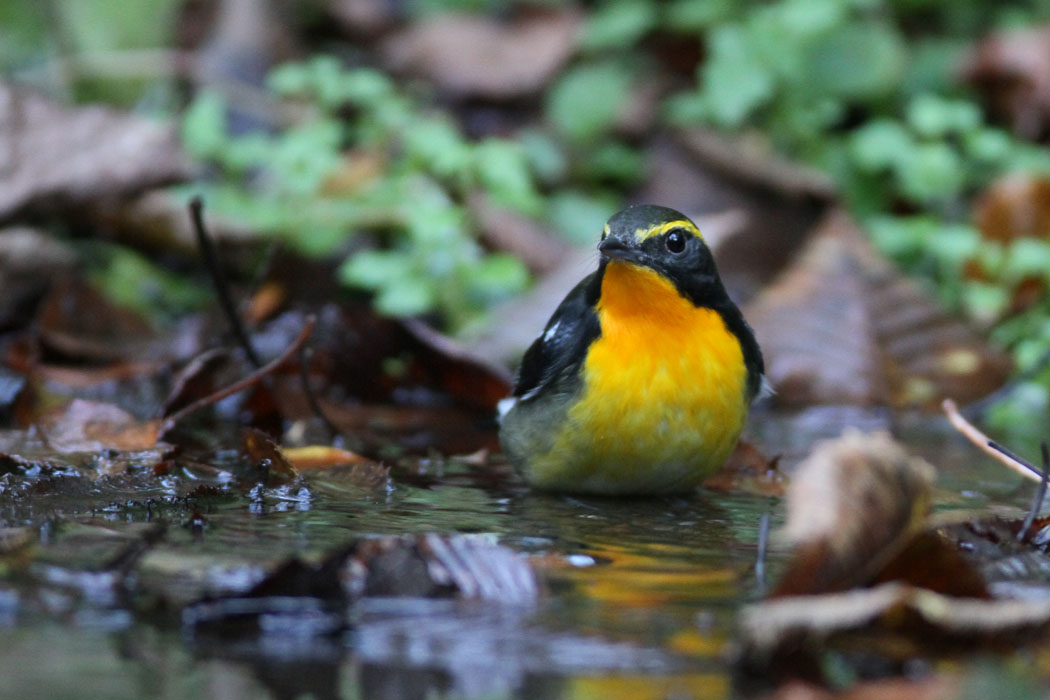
(543, 320), (560, 343)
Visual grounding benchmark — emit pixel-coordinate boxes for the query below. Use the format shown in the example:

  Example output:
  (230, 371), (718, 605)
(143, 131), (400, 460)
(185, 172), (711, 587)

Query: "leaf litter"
(738, 427), (1050, 691)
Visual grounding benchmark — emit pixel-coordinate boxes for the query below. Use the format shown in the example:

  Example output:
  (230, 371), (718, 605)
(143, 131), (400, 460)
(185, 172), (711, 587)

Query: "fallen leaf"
(0, 84), (190, 222)
(772, 430), (937, 597)
(382, 9), (581, 99)
(241, 428), (299, 484)
(971, 173), (1050, 315)
(35, 276), (159, 365)
(279, 444), (367, 469)
(182, 533), (540, 638)
(36, 399), (161, 455)
(0, 227), (78, 331)
(746, 210), (1011, 408)
(742, 582), (1050, 660)
(963, 24), (1050, 140)
(703, 440), (786, 497)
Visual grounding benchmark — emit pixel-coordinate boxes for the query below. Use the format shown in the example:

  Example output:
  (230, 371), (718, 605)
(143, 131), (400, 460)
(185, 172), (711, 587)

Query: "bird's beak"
(598, 235), (642, 264)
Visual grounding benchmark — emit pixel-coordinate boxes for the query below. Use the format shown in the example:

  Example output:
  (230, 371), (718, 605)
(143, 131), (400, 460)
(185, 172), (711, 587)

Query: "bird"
(498, 204), (765, 496)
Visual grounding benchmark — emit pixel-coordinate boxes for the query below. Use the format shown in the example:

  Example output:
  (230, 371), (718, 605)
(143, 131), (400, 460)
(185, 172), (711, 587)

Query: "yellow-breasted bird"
(499, 204), (765, 495)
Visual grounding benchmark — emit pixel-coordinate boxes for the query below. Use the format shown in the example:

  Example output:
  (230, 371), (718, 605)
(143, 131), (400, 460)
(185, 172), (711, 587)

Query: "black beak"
(598, 236), (634, 261)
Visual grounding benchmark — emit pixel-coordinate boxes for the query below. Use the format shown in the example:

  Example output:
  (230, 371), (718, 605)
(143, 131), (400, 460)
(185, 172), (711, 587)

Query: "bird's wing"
(513, 271), (602, 401)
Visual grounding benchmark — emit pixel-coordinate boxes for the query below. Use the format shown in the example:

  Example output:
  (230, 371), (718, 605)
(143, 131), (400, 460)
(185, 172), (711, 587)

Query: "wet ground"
(0, 408), (1038, 700)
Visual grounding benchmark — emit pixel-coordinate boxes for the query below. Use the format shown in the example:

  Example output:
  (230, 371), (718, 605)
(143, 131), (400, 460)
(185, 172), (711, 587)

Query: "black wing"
(513, 270), (603, 400)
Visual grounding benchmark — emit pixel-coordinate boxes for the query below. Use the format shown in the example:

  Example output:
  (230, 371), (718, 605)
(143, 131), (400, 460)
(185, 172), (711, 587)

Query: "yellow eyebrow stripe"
(635, 219), (702, 242)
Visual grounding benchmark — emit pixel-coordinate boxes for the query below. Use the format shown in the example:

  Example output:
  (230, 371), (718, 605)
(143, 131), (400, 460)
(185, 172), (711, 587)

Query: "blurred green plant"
(181, 57), (536, 327)
(664, 0), (1050, 438)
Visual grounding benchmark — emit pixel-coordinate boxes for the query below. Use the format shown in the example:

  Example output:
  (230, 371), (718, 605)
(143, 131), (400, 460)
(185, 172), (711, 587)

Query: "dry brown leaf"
(280, 444), (367, 470)
(746, 210), (1011, 408)
(971, 173), (1050, 315)
(382, 10), (580, 99)
(773, 431), (936, 597)
(35, 276), (160, 365)
(0, 84), (189, 221)
(37, 399), (159, 453)
(963, 24), (1050, 140)
(743, 582), (1050, 660)
(241, 427), (299, 483)
(0, 228), (77, 330)
(703, 440), (786, 497)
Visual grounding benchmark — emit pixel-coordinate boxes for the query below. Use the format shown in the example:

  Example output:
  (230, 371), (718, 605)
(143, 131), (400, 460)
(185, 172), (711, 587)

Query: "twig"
(158, 316), (316, 439)
(1017, 442), (1050, 542)
(755, 510), (771, 596)
(942, 398), (1043, 483)
(189, 197), (262, 368)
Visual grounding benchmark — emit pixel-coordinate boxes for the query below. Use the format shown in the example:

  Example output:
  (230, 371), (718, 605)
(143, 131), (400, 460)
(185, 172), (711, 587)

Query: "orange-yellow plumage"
(525, 261), (748, 493)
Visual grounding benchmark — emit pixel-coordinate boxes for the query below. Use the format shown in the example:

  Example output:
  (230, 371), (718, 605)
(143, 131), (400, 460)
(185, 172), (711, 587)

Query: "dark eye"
(665, 230), (687, 254)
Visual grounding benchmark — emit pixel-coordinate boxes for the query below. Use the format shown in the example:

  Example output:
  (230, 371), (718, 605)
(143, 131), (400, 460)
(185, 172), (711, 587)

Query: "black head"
(597, 204), (719, 304)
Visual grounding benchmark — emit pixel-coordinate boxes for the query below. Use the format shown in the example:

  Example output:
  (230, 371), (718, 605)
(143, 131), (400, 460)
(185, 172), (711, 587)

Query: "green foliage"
(182, 57), (535, 328)
(669, 0), (1050, 430)
(546, 61), (634, 144)
(85, 243), (210, 320)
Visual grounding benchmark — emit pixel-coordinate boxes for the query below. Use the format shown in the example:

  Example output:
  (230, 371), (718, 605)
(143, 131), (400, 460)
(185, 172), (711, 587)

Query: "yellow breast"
(530, 262), (749, 494)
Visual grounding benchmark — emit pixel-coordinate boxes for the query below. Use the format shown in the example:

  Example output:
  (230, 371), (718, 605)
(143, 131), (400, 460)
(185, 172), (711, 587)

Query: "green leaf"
(895, 142), (965, 202)
(849, 120), (913, 172)
(1003, 238), (1050, 282)
(805, 22), (904, 100)
(580, 0), (657, 52)
(339, 249), (414, 290)
(88, 243), (209, 318)
(547, 190), (619, 245)
(473, 139), (542, 215)
(906, 94), (981, 139)
(696, 26), (774, 126)
(466, 254), (530, 304)
(662, 0), (736, 32)
(964, 128), (1013, 164)
(374, 277), (435, 317)
(547, 62), (633, 143)
(518, 129), (568, 186)
(576, 141), (645, 184)
(404, 117), (472, 182)
(180, 92), (228, 160)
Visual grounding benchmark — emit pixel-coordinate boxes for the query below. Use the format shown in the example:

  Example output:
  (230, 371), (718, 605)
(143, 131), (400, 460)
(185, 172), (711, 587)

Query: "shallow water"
(0, 408), (1040, 700)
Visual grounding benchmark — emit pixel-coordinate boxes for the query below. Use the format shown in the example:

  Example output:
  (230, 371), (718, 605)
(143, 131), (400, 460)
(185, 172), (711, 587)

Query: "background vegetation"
(6, 0), (1050, 435)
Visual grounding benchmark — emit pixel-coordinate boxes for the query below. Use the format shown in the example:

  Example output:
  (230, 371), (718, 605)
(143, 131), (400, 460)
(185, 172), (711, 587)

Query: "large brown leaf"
(0, 84), (189, 222)
(382, 9), (580, 99)
(745, 210), (1011, 408)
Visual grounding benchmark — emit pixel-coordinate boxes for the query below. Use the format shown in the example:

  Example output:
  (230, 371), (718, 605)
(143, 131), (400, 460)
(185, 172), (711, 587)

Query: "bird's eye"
(665, 230), (687, 254)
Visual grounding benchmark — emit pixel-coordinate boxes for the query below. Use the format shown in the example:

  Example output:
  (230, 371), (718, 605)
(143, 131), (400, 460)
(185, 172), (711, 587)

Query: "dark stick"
(297, 345), (343, 437)
(988, 440), (1046, 481)
(158, 315), (316, 438)
(755, 510), (770, 596)
(1017, 441), (1050, 542)
(189, 196), (263, 368)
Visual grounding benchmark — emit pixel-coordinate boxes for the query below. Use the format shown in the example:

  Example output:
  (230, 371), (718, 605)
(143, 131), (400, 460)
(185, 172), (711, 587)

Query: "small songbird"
(499, 204), (764, 495)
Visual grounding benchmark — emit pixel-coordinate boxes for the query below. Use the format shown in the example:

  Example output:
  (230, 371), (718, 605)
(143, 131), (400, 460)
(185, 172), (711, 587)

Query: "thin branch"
(158, 316), (316, 439)
(189, 197), (262, 368)
(1018, 442), (1050, 542)
(942, 398), (1043, 483)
